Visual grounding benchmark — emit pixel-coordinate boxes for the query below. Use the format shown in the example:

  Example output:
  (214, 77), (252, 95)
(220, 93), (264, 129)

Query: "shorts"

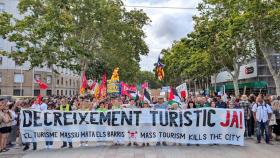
(0, 126), (12, 134)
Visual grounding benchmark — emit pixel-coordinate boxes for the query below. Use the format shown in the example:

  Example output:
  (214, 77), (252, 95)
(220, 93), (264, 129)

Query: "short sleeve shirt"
(252, 103), (273, 122)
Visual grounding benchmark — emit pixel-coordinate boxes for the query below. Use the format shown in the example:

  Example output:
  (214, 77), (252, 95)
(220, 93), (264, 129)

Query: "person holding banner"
(141, 101), (150, 147)
(23, 99), (41, 151)
(154, 96), (168, 146)
(252, 96), (273, 144)
(59, 98), (73, 148)
(126, 99), (139, 146)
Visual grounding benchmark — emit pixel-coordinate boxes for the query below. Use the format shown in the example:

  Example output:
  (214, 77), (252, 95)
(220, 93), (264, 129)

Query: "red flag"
(90, 80), (96, 90)
(36, 94), (42, 104)
(141, 82), (148, 90)
(168, 86), (174, 101)
(99, 71), (107, 98)
(81, 71), (88, 89)
(36, 79), (48, 90)
(181, 91), (186, 98)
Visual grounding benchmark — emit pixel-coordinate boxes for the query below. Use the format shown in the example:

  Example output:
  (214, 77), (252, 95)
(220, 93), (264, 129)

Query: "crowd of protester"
(0, 93), (279, 152)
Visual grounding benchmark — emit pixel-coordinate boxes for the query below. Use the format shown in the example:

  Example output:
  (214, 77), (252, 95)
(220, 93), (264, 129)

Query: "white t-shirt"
(31, 103), (41, 110)
(252, 103), (272, 122)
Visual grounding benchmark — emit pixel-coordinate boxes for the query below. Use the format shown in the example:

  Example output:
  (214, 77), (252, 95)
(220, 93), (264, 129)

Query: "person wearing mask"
(154, 96), (168, 146)
(216, 95), (227, 108)
(60, 98), (73, 148)
(252, 96), (273, 144)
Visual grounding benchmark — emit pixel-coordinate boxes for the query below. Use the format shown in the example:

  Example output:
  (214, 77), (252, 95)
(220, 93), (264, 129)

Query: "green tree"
(191, 0), (255, 96)
(247, 0), (280, 96)
(0, 0), (150, 82)
(135, 71), (162, 89)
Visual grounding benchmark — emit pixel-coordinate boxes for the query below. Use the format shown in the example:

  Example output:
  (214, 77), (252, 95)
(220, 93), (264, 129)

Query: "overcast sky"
(124, 0), (201, 71)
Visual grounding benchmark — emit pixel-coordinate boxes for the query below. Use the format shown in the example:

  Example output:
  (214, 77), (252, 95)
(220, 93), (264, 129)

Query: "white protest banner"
(20, 108), (245, 146)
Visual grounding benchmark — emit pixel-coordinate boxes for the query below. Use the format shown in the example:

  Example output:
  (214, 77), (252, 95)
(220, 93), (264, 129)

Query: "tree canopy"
(0, 0), (150, 82)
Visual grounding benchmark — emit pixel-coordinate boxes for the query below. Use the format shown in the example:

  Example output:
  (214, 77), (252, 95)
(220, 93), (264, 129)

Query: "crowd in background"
(0, 93), (280, 152)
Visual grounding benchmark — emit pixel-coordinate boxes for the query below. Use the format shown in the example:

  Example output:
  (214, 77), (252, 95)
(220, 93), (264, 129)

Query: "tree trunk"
(214, 73), (217, 92)
(260, 45), (280, 96)
(274, 76), (280, 96)
(230, 61), (240, 97)
(232, 75), (240, 97)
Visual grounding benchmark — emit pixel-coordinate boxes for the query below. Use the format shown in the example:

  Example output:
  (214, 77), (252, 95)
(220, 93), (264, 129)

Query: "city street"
(1, 139), (280, 158)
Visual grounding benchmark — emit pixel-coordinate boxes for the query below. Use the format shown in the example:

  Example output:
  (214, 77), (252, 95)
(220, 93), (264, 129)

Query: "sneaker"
(61, 145), (67, 148)
(69, 145), (73, 148)
(266, 142), (273, 145)
(142, 143), (145, 147)
(2, 148), (9, 152)
(156, 142), (160, 146)
(133, 142), (139, 146)
(23, 146), (29, 151)
(127, 142), (131, 146)
(33, 147), (37, 150)
(162, 142), (167, 146)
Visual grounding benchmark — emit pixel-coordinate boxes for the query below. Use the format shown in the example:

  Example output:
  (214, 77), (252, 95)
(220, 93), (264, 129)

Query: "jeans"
(248, 116), (255, 137)
(46, 141), (53, 146)
(257, 121), (269, 143)
(62, 141), (72, 147)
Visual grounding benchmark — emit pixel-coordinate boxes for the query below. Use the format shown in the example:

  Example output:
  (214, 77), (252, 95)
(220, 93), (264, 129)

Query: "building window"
(61, 77), (63, 85)
(57, 90), (59, 95)
(0, 3), (5, 12)
(61, 90), (63, 95)
(57, 79), (59, 85)
(14, 73), (24, 83)
(0, 73), (2, 82)
(46, 90), (52, 96)
(69, 79), (71, 86)
(0, 89), (1, 95)
(47, 75), (52, 84)
(66, 80), (68, 86)
(65, 90), (67, 96)
(69, 90), (71, 96)
(0, 56), (2, 65)
(13, 89), (24, 96)
(34, 90), (40, 96)
(73, 80), (75, 87)
(34, 74), (41, 82)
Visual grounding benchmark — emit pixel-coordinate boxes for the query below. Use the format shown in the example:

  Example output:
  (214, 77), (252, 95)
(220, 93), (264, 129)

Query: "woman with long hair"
(0, 100), (13, 152)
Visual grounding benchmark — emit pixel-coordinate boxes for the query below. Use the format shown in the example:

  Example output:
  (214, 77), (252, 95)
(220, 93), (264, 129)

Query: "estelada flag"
(155, 56), (165, 81)
(35, 79), (48, 90)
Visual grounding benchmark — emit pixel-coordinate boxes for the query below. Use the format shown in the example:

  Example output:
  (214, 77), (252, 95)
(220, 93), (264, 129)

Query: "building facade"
(0, 0), (80, 96)
(211, 54), (280, 95)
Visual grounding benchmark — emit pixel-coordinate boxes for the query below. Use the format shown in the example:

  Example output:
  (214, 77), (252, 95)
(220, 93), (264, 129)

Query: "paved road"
(1, 139), (280, 158)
